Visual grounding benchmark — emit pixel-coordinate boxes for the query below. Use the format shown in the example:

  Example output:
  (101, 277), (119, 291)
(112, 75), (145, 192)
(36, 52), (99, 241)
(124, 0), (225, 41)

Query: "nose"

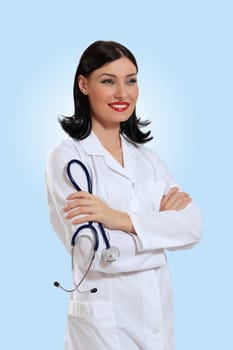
(114, 82), (127, 100)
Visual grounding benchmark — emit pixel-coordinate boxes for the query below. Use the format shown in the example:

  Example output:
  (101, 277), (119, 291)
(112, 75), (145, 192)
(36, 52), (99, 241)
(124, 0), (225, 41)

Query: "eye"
(101, 79), (114, 85)
(126, 78), (137, 85)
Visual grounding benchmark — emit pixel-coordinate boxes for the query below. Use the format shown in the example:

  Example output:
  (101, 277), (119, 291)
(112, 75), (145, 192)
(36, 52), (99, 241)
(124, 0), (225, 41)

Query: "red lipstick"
(108, 102), (129, 112)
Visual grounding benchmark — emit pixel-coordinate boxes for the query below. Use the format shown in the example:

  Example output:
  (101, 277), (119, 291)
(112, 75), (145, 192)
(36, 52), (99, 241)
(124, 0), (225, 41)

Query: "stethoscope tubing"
(53, 158), (120, 294)
(67, 159), (111, 250)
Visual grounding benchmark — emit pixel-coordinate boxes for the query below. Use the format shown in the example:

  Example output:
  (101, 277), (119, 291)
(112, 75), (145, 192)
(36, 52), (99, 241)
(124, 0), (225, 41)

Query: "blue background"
(1, 0), (232, 348)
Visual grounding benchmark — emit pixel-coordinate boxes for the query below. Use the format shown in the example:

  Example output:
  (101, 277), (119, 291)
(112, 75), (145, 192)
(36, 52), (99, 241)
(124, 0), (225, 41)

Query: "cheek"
(131, 85), (139, 101)
(131, 86), (139, 102)
(89, 88), (109, 107)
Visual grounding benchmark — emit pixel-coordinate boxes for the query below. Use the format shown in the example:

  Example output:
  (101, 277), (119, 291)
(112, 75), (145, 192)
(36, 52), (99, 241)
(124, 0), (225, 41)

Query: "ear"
(78, 75), (89, 95)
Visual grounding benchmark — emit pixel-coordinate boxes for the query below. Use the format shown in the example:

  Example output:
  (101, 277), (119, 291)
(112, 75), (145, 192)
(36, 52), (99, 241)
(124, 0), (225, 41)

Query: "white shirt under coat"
(46, 131), (202, 350)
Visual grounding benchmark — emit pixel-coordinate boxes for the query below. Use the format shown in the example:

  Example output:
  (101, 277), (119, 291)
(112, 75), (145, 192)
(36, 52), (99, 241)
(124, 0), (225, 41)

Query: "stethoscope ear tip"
(90, 288), (98, 293)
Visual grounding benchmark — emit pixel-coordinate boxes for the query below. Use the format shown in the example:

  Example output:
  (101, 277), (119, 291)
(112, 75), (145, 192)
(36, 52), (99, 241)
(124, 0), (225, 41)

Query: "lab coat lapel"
(79, 132), (137, 183)
(120, 135), (139, 183)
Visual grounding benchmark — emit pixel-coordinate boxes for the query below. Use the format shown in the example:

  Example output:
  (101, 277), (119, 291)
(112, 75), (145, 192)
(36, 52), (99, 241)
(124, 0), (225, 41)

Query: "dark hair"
(59, 40), (153, 143)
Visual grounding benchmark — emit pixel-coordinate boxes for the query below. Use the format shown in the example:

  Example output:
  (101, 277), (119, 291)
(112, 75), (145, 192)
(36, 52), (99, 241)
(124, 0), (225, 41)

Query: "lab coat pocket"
(68, 299), (116, 320)
(67, 300), (121, 349)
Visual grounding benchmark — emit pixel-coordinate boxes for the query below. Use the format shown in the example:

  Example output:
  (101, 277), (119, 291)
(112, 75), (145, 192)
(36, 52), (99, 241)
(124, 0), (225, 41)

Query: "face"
(78, 57), (139, 129)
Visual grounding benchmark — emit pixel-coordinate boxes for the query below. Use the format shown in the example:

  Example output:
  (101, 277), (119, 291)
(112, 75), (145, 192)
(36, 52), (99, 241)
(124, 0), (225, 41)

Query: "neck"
(92, 121), (121, 151)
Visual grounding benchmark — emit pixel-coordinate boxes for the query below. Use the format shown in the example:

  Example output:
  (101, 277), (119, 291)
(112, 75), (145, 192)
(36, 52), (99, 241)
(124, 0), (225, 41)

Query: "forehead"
(91, 57), (137, 78)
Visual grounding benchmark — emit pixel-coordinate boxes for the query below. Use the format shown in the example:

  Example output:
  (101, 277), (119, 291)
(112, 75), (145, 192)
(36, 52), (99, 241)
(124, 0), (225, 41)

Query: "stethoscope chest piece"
(101, 246), (120, 262)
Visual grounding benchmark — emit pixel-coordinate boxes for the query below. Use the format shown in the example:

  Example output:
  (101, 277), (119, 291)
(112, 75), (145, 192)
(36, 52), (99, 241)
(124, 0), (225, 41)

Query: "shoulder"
(138, 144), (161, 161)
(47, 137), (81, 166)
(123, 138), (174, 183)
(123, 137), (162, 164)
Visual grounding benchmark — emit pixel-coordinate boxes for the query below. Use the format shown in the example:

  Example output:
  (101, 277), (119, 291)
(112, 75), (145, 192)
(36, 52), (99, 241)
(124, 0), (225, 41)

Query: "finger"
(66, 191), (92, 200)
(64, 199), (92, 212)
(171, 196), (191, 210)
(159, 196), (168, 211)
(174, 197), (192, 210)
(65, 206), (93, 219)
(162, 187), (179, 205)
(71, 214), (99, 226)
(71, 215), (93, 225)
(160, 189), (179, 211)
(165, 187), (179, 197)
(165, 192), (189, 208)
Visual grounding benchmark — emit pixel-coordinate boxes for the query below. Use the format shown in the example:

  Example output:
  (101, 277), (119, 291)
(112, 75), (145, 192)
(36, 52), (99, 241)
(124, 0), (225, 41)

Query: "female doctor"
(46, 40), (201, 350)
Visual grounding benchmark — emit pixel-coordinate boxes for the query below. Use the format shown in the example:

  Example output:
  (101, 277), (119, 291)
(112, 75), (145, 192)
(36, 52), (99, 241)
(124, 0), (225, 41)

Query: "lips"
(108, 102), (129, 112)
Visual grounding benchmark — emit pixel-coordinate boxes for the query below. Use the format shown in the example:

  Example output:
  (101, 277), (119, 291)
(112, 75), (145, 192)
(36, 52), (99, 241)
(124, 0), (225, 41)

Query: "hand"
(64, 191), (114, 227)
(63, 191), (135, 233)
(160, 187), (192, 211)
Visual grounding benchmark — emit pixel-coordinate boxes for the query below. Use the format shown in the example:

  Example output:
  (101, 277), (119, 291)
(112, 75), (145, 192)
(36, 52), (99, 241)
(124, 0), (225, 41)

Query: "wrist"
(112, 210), (136, 234)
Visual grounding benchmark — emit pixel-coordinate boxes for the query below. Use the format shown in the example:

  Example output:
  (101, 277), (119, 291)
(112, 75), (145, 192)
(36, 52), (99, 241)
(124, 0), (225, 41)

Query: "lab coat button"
(152, 328), (159, 335)
(79, 304), (88, 316)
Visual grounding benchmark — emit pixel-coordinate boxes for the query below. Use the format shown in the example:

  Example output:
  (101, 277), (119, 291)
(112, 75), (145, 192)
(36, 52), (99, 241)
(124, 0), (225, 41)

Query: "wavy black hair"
(59, 40), (153, 143)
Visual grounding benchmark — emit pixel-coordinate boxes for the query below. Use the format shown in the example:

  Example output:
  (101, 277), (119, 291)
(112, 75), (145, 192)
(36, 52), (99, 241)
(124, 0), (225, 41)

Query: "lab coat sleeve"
(128, 148), (202, 252)
(46, 139), (92, 253)
(46, 140), (166, 274)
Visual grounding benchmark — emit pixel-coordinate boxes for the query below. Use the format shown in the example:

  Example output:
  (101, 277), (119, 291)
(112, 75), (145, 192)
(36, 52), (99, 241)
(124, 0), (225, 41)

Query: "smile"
(108, 102), (129, 112)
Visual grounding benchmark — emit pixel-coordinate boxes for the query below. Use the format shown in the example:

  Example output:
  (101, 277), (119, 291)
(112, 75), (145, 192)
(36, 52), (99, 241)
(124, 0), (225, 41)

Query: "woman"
(46, 40), (201, 350)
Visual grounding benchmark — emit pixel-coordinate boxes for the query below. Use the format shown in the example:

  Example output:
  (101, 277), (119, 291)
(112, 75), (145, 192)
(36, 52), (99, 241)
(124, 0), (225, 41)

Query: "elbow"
(193, 204), (202, 240)
(190, 220), (202, 246)
(169, 209), (202, 252)
(185, 203), (202, 246)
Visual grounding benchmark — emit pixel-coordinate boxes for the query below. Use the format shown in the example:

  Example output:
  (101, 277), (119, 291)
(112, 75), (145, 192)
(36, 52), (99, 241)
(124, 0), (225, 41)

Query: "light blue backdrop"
(1, 0), (232, 349)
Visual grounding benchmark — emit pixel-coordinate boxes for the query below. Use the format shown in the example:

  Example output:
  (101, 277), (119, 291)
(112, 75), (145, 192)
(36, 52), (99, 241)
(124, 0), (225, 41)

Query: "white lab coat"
(46, 131), (201, 350)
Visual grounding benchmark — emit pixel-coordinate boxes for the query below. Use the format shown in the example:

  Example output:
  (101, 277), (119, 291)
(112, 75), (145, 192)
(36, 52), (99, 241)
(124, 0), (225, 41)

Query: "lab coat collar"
(79, 131), (139, 182)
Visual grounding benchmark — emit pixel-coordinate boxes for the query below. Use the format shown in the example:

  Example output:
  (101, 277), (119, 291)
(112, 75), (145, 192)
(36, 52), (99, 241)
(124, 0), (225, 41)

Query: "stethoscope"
(54, 159), (120, 293)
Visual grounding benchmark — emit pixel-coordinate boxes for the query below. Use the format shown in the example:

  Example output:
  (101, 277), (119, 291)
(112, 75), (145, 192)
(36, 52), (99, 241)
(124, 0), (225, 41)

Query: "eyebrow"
(97, 72), (137, 78)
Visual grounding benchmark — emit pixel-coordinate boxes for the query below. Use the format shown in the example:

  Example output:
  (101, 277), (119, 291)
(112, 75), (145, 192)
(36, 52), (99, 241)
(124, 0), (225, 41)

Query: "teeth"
(111, 104), (128, 108)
